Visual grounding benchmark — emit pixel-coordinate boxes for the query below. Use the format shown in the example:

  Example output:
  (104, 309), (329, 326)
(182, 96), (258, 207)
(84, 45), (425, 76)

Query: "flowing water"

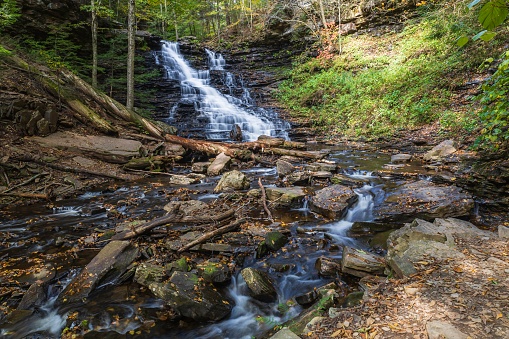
(0, 46), (453, 338)
(156, 41), (289, 141)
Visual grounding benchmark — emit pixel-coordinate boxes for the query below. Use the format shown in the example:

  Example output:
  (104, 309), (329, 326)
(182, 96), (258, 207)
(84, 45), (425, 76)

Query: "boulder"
(167, 173), (205, 185)
(285, 171), (311, 186)
(241, 267), (278, 302)
(386, 218), (488, 277)
(423, 140), (456, 162)
(207, 152), (231, 176)
(197, 259), (232, 284)
(331, 174), (368, 187)
(499, 225), (509, 239)
(341, 246), (386, 278)
(373, 180), (474, 223)
(148, 271), (232, 321)
(265, 231), (288, 251)
(276, 159), (295, 177)
(349, 221), (401, 236)
(265, 186), (306, 208)
(58, 241), (139, 304)
(134, 263), (166, 287)
(17, 282), (46, 310)
(191, 162), (210, 174)
(164, 200), (209, 216)
(214, 170), (250, 192)
(310, 185), (358, 219)
(315, 257), (342, 277)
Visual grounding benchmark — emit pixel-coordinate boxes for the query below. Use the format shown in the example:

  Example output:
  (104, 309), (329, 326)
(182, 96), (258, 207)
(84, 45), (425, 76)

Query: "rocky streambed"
(2, 135), (507, 339)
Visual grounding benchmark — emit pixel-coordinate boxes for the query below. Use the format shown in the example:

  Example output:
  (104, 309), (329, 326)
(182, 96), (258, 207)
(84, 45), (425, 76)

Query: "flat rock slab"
(207, 152), (231, 176)
(269, 328), (300, 339)
(58, 240), (139, 304)
(391, 153), (412, 163)
(387, 218), (489, 277)
(373, 180), (474, 223)
(31, 131), (143, 164)
(266, 186), (307, 208)
(310, 184), (357, 219)
(426, 320), (468, 339)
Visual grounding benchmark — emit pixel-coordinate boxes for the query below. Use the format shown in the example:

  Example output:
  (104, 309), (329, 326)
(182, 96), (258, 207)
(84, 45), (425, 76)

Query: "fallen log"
(112, 209), (235, 240)
(165, 134), (325, 161)
(11, 154), (129, 181)
(1, 172), (49, 194)
(177, 218), (245, 253)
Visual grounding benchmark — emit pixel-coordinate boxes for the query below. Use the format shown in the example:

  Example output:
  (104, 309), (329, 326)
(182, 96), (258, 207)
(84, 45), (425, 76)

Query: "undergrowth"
(277, 1), (502, 139)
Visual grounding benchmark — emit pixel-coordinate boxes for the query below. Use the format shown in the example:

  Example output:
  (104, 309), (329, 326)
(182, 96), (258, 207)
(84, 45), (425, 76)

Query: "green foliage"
(0, 0), (20, 30)
(277, 3), (490, 138)
(459, 0), (508, 45)
(475, 51), (509, 148)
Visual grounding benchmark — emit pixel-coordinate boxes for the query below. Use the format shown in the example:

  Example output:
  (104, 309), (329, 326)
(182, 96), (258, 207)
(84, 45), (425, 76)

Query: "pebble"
(450, 293), (459, 298)
(382, 327), (390, 332)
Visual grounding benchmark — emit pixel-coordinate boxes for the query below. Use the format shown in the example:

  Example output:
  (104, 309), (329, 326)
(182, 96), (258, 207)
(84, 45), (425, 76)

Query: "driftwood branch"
(177, 218), (245, 253)
(258, 178), (273, 222)
(111, 209), (236, 240)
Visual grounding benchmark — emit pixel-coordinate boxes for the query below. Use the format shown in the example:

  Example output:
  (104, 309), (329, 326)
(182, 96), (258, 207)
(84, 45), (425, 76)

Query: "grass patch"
(277, 2), (501, 139)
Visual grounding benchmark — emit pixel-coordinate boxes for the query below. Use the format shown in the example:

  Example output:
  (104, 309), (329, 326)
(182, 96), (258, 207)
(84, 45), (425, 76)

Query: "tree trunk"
(91, 0), (98, 87)
(126, 0), (136, 110)
(317, 0), (328, 29)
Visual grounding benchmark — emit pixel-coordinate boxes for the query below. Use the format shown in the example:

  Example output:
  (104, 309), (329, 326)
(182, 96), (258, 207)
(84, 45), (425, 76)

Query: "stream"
(0, 43), (477, 339)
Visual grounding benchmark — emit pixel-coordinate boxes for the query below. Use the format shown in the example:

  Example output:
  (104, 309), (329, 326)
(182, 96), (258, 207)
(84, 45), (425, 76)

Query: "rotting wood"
(258, 178), (273, 222)
(11, 154), (129, 181)
(111, 209), (236, 241)
(177, 218), (245, 253)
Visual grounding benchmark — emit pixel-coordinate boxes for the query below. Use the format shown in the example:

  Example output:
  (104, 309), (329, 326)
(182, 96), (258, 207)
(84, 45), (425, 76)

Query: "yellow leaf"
(496, 313), (503, 319)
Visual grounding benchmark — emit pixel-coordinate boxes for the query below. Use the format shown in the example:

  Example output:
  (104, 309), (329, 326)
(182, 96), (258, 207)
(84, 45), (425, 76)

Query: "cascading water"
(157, 41), (289, 141)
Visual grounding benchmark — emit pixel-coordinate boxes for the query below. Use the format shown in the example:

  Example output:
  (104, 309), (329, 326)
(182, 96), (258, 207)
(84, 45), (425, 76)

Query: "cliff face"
(9, 0), (88, 39)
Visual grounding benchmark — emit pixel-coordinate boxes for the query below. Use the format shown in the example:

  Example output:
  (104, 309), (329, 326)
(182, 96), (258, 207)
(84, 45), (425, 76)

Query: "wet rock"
(391, 153), (412, 163)
(164, 200), (208, 215)
(423, 140), (456, 162)
(165, 257), (190, 273)
(17, 282), (46, 310)
(295, 289), (319, 306)
(167, 173), (205, 185)
(30, 131), (143, 164)
(331, 174), (367, 187)
(386, 218), (487, 277)
(342, 291), (364, 307)
(276, 159), (295, 177)
(213, 170), (250, 192)
(341, 246), (386, 278)
(265, 186), (306, 208)
(197, 259), (232, 284)
(58, 241), (139, 304)
(149, 271), (232, 321)
(230, 123), (242, 141)
(368, 230), (393, 251)
(310, 184), (358, 219)
(207, 152), (231, 176)
(307, 162), (337, 172)
(373, 180), (474, 223)
(191, 162), (210, 174)
(241, 267), (278, 302)
(426, 320), (468, 339)
(265, 231), (288, 251)
(285, 171), (311, 186)
(315, 256), (342, 277)
(256, 241), (269, 258)
(269, 328), (301, 339)
(247, 188), (261, 198)
(349, 221), (401, 236)
(134, 263), (166, 286)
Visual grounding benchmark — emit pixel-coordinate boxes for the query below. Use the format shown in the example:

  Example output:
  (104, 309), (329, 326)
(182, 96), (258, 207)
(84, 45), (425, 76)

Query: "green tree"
(0, 0), (20, 30)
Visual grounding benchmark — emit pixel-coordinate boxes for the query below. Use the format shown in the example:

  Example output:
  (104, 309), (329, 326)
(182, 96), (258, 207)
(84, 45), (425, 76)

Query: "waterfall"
(157, 41), (289, 141)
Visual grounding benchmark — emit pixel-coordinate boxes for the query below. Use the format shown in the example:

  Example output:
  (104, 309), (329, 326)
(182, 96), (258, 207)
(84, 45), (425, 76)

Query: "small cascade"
(205, 48), (225, 70)
(157, 41), (289, 141)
